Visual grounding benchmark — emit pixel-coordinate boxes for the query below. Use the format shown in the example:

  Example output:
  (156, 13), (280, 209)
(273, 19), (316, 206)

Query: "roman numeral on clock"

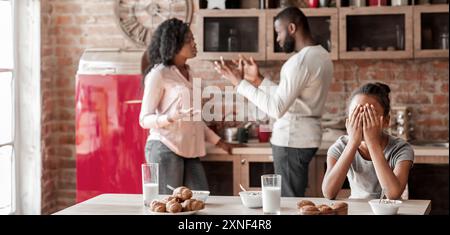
(136, 26), (149, 43)
(121, 17), (139, 33)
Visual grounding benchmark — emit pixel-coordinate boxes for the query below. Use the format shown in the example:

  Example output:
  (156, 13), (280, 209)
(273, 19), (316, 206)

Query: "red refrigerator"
(75, 49), (148, 203)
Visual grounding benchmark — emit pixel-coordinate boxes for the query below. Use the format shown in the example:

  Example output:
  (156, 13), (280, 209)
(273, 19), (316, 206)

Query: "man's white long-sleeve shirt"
(237, 45), (333, 148)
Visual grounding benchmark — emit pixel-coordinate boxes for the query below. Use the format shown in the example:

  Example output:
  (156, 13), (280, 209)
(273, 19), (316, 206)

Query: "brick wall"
(40, 0), (449, 214)
(40, 0), (136, 214)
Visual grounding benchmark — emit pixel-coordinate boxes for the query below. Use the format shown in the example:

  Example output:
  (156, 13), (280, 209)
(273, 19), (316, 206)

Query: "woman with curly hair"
(139, 18), (233, 194)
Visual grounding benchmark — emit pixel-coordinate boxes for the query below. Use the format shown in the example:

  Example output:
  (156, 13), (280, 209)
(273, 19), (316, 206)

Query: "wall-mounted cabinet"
(195, 1), (449, 60)
(196, 9), (266, 60)
(414, 4), (449, 58)
(339, 6), (414, 59)
(266, 8), (339, 61)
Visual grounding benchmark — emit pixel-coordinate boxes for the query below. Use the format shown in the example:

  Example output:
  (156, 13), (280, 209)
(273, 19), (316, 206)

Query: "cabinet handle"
(241, 159), (247, 165)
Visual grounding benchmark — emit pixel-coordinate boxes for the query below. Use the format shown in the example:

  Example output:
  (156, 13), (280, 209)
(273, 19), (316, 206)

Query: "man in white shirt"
(215, 7), (333, 197)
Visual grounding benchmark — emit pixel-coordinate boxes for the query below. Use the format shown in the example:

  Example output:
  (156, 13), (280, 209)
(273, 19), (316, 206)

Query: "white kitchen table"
(53, 194), (431, 215)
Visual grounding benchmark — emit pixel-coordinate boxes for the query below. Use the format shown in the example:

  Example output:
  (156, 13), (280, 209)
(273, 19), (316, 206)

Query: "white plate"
(145, 210), (202, 215)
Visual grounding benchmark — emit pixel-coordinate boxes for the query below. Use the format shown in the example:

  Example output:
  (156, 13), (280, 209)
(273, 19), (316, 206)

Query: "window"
(0, 0), (15, 215)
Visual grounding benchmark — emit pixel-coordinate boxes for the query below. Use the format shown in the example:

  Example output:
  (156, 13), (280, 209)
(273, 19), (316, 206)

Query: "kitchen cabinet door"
(240, 155), (318, 197)
(196, 9), (266, 60)
(266, 8), (339, 61)
(201, 154), (241, 196)
(414, 4), (449, 58)
(339, 6), (414, 59)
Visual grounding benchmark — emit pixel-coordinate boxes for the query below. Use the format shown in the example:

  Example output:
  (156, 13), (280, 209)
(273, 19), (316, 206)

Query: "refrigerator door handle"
(124, 100), (142, 104)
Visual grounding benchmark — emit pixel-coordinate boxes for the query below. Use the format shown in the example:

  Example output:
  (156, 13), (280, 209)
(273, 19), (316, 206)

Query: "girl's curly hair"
(142, 18), (190, 81)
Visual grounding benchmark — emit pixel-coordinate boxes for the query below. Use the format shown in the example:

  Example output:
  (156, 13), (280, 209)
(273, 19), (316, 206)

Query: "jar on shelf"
(391, 0), (408, 6)
(439, 27), (449, 50)
(227, 28), (240, 52)
(396, 24), (405, 50)
(319, 0), (330, 7)
(308, 0), (320, 8)
(260, 0), (266, 9)
(350, 0), (366, 7)
(369, 0), (388, 6)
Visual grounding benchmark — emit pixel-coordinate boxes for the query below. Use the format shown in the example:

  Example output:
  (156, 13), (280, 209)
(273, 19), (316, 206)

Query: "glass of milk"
(142, 163), (159, 207)
(261, 174), (282, 215)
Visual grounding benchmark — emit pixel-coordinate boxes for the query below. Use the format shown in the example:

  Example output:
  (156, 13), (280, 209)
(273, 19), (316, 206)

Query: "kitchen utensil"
(440, 27), (449, 50)
(166, 184), (175, 191)
(350, 0), (366, 7)
(369, 0), (387, 6)
(224, 127), (238, 142)
(237, 128), (249, 143)
(391, 0), (408, 6)
(258, 124), (272, 143)
(237, 123), (253, 144)
(227, 28), (239, 51)
(319, 0), (330, 7)
(379, 188), (386, 203)
(396, 25), (405, 50)
(249, 123), (260, 139)
(260, 0), (266, 9)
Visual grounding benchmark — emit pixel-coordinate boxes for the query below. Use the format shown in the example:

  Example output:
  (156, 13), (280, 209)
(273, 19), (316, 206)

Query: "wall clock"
(115, 0), (194, 47)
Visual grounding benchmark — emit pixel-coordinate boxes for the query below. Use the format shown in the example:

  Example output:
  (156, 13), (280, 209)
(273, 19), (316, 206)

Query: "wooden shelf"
(339, 6), (414, 59)
(414, 4), (449, 58)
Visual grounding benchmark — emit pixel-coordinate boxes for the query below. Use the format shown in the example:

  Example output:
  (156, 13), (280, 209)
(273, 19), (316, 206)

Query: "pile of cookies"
(297, 200), (348, 215)
(149, 186), (205, 213)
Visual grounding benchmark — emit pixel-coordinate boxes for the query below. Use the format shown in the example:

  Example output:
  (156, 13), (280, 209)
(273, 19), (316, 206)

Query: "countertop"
(206, 139), (449, 157)
(53, 194), (431, 215)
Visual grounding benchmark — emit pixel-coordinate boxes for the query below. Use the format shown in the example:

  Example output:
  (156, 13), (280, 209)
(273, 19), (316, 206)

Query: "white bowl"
(239, 191), (262, 209)
(369, 199), (403, 215)
(192, 190), (210, 202)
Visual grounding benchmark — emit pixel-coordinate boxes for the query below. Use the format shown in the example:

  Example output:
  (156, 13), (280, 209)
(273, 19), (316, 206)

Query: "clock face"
(115, 0), (194, 47)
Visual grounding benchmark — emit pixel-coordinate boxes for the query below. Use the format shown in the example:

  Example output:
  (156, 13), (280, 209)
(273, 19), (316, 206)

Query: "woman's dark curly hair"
(142, 18), (190, 81)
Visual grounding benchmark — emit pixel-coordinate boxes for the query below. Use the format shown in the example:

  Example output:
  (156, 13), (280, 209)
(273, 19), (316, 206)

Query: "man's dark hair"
(275, 7), (311, 36)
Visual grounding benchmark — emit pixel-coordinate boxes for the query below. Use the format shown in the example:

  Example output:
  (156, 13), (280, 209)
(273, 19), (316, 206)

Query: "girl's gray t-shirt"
(327, 135), (415, 199)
